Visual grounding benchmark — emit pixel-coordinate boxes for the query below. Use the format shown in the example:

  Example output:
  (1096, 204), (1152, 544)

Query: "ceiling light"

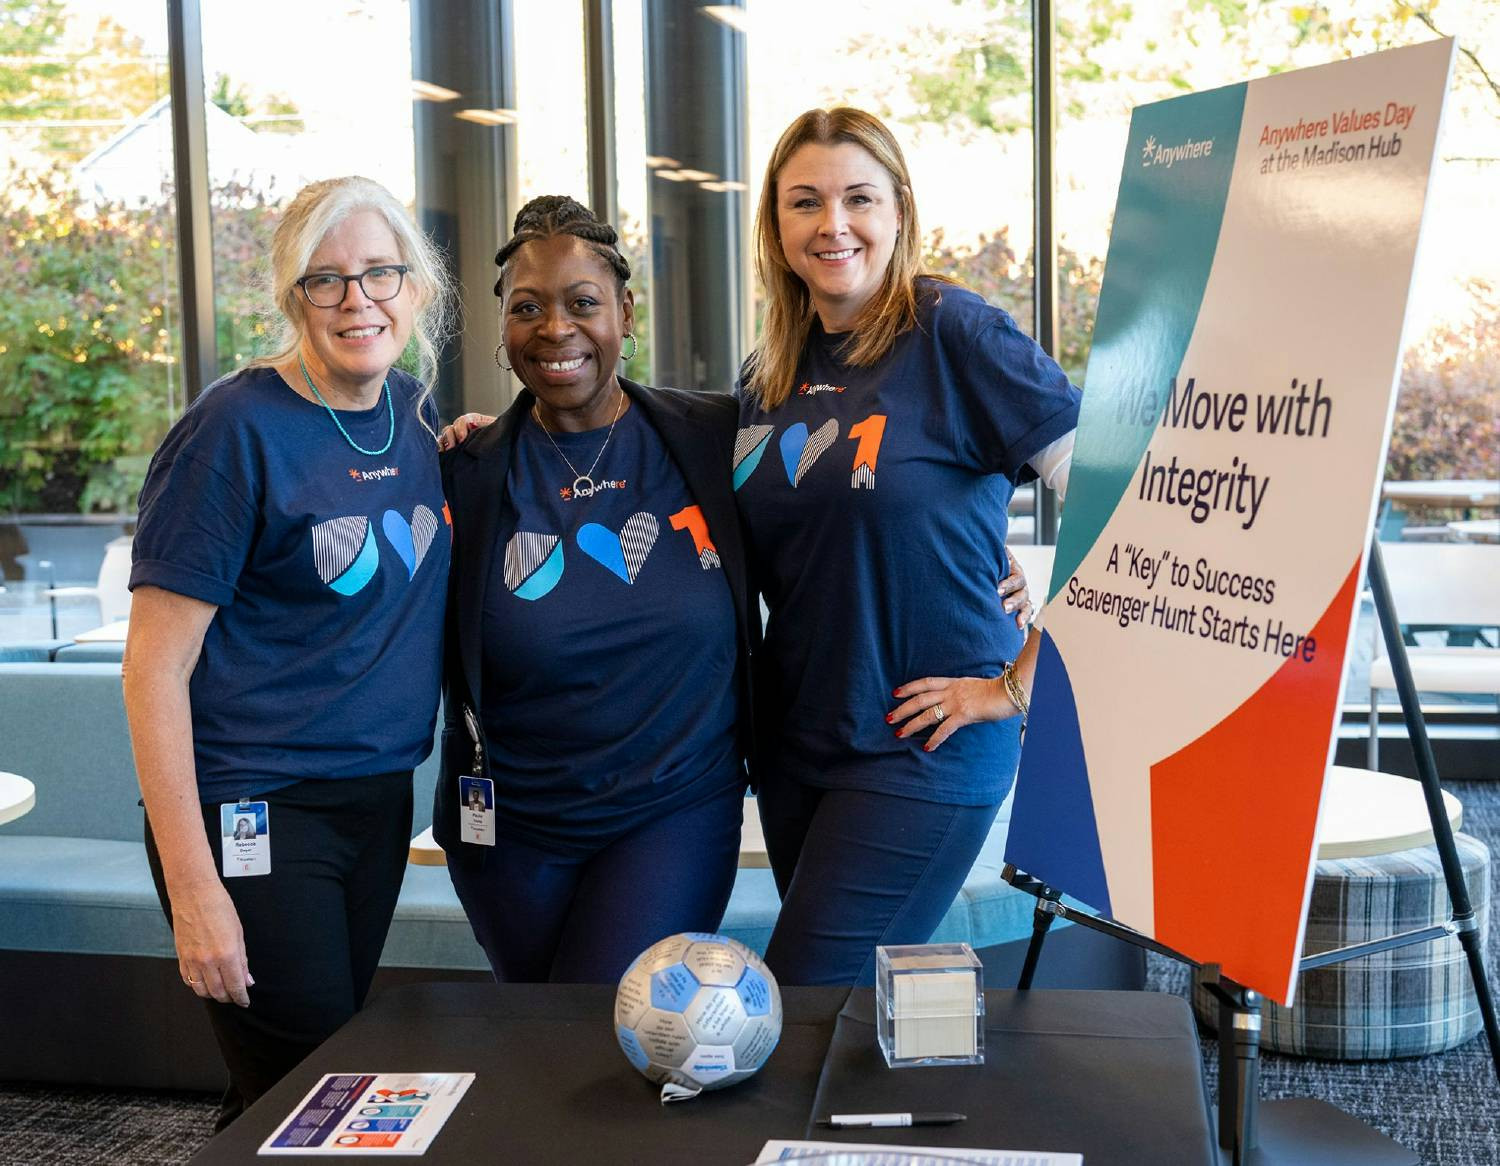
(411, 80), (460, 102)
(676, 168), (716, 182)
(699, 180), (748, 193)
(644, 154), (683, 169)
(455, 108), (519, 126)
(654, 169), (690, 182)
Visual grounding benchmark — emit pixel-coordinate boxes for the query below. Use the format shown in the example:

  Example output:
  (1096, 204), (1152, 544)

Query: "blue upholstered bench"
(0, 661), (1052, 967)
(0, 661), (1092, 1088)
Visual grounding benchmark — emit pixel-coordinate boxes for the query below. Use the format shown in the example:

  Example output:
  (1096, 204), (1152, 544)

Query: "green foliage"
(211, 74), (253, 118)
(0, 1), (67, 118)
(0, 170), (281, 514)
(210, 72), (302, 134)
(211, 179), (281, 374)
(0, 169), (177, 512)
(1386, 278), (1500, 482)
(0, 7), (167, 163)
(923, 227), (1104, 385)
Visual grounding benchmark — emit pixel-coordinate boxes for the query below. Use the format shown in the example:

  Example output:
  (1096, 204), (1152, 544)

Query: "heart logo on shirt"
(504, 532), (563, 600)
(779, 419), (839, 487)
(733, 425), (774, 491)
(577, 512), (659, 584)
(311, 515), (377, 596)
(382, 505), (440, 580)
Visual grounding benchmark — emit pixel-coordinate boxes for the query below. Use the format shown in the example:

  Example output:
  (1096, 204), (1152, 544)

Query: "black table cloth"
(193, 982), (1215, 1164)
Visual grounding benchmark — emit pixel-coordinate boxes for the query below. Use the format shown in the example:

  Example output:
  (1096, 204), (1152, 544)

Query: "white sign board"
(1006, 39), (1456, 1004)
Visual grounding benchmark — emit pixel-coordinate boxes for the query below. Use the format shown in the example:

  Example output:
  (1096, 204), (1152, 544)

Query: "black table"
(193, 983), (1216, 1164)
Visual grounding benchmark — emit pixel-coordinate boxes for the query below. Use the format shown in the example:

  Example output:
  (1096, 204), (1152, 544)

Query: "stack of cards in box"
(876, 943), (984, 1067)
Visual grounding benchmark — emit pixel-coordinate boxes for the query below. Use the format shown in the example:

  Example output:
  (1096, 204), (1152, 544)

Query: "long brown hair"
(746, 107), (951, 409)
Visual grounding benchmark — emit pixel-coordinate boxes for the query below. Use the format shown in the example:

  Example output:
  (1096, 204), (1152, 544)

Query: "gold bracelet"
(1002, 661), (1029, 720)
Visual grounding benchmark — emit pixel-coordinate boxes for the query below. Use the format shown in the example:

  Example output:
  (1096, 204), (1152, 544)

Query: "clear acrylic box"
(875, 942), (984, 1068)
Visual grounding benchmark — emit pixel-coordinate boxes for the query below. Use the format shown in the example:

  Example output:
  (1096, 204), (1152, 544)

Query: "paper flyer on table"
(1003, 38), (1456, 1005)
(258, 1072), (474, 1156)
(757, 1142), (1082, 1165)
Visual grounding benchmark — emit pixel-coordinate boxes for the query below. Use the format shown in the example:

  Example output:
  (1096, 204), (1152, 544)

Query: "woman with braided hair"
(434, 195), (758, 982)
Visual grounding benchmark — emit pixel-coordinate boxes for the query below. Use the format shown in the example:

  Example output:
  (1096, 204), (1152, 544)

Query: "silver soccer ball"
(614, 932), (783, 1098)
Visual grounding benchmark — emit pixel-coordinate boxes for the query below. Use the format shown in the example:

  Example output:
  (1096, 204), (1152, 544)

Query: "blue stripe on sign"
(1004, 631), (1112, 916)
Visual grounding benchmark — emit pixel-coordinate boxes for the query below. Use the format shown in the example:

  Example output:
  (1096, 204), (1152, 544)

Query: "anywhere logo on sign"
(1141, 134), (1215, 168)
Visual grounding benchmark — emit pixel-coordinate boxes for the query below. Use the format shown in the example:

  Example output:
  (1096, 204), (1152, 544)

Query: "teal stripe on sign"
(1050, 82), (1246, 597)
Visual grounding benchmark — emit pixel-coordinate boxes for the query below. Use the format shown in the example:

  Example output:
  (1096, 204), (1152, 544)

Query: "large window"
(0, 0), (177, 523)
(201, 0), (416, 376)
(1051, 1), (1499, 485)
(746, 0), (1036, 344)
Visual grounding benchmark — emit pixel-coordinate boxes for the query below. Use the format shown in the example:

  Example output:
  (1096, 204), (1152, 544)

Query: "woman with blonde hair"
(735, 107), (1078, 985)
(124, 175), (454, 1126)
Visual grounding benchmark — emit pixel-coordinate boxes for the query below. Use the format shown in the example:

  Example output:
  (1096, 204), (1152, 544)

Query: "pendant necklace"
(534, 385), (625, 500)
(298, 353), (395, 457)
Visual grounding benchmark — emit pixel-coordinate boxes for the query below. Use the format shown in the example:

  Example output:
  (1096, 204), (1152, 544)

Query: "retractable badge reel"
(459, 705), (495, 846)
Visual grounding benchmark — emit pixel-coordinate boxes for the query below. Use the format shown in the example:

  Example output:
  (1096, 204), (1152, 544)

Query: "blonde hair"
(252, 176), (456, 421)
(746, 107), (953, 409)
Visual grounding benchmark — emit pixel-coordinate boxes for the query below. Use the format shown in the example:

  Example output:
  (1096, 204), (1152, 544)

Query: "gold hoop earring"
(620, 333), (638, 362)
(494, 343), (512, 372)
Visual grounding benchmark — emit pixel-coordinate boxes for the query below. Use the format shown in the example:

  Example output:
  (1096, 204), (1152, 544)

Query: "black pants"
(144, 772), (412, 1130)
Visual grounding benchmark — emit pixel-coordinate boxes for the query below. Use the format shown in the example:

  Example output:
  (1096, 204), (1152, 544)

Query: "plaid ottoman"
(1192, 832), (1491, 1059)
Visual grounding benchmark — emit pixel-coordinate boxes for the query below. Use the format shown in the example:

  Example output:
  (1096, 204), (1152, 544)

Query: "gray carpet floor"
(2, 779), (1496, 1165)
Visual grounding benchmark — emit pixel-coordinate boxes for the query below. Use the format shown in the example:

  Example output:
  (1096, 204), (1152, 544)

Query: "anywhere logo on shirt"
(348, 466), (401, 483)
(560, 478), (628, 501)
(798, 382), (845, 395)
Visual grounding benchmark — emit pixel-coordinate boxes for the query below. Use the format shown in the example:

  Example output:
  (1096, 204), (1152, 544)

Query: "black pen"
(818, 1112), (966, 1128)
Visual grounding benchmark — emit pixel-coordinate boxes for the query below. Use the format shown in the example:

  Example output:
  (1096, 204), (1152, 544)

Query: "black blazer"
(432, 378), (757, 853)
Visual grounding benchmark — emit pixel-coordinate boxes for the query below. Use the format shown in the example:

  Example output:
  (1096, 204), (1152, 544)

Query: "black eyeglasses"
(296, 265), (410, 308)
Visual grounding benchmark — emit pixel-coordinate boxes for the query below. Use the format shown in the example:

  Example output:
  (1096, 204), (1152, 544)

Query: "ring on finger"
(933, 703), (947, 723)
(184, 977), (202, 986)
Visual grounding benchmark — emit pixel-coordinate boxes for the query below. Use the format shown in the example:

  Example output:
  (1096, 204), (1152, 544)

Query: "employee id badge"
(220, 800), (270, 877)
(458, 777), (495, 847)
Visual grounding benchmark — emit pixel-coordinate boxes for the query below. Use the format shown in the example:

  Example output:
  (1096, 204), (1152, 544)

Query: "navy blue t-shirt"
(130, 366), (450, 802)
(480, 402), (741, 854)
(735, 284), (1081, 804)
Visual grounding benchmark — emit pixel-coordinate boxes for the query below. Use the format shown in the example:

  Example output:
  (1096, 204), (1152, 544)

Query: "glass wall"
(6, 2), (1492, 535)
(1051, 1), (1499, 486)
(746, 0), (1036, 344)
(0, 0), (177, 529)
(200, 0), (417, 379)
(513, 1), (590, 205)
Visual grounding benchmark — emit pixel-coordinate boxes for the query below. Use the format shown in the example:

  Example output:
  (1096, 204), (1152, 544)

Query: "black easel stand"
(1004, 537), (1499, 1165)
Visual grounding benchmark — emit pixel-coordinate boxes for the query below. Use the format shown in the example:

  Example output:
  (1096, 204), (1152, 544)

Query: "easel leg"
(1367, 540), (1500, 1077)
(1016, 884), (1062, 991)
(1203, 969), (1260, 1164)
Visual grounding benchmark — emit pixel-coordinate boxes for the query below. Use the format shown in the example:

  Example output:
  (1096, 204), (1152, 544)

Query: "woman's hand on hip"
(888, 675), (1021, 752)
(173, 879), (254, 1007)
(999, 546), (1033, 631)
(437, 412), (497, 451)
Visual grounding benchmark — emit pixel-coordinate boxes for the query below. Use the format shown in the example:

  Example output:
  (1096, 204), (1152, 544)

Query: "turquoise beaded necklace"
(298, 352), (395, 457)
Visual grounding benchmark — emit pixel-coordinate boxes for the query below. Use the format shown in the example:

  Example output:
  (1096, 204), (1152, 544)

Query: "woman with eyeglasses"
(122, 176), (454, 1128)
(734, 107), (1078, 986)
(434, 195), (755, 983)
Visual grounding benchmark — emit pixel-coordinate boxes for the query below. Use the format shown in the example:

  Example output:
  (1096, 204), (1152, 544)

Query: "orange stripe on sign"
(1149, 558), (1361, 1004)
